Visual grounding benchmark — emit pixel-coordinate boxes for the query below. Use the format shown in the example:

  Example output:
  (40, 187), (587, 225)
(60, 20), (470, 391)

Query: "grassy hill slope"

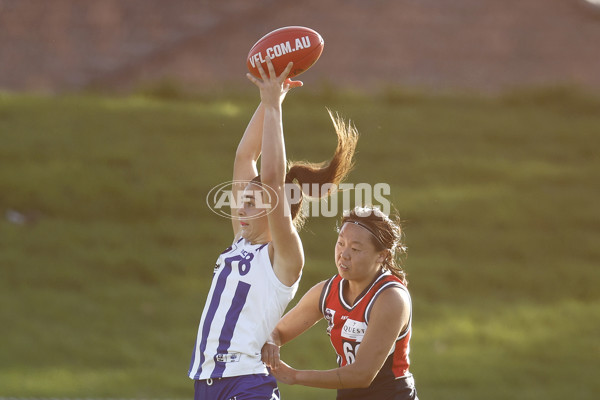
(1, 88), (598, 399)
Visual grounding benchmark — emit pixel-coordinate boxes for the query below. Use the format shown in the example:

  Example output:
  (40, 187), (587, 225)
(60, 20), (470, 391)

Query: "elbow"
(235, 148), (257, 164)
(356, 375), (376, 389)
(259, 169), (282, 187)
(349, 368), (377, 389)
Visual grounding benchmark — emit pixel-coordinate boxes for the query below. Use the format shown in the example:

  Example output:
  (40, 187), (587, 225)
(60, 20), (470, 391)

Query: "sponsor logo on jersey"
(341, 319), (368, 341)
(215, 352), (241, 363)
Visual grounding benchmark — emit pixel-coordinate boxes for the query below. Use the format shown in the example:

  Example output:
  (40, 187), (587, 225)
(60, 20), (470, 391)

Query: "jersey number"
(343, 341), (360, 365)
(224, 253), (254, 275)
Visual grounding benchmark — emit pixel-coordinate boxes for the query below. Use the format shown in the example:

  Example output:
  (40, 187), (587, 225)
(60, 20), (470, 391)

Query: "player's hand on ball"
(246, 58), (301, 106)
(246, 26), (323, 79)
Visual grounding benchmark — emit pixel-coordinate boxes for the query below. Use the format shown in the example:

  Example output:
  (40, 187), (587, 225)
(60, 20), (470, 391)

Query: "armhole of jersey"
(365, 282), (412, 339)
(319, 276), (337, 316)
(260, 242), (299, 292)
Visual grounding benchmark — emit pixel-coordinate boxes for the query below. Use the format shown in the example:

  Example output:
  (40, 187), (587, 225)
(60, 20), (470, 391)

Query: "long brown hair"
(340, 206), (408, 285)
(254, 110), (358, 229)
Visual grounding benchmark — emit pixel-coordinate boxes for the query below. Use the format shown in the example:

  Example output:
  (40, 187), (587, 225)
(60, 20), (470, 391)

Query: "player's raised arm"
(247, 57), (358, 287)
(247, 58), (305, 286)
(231, 103), (265, 238)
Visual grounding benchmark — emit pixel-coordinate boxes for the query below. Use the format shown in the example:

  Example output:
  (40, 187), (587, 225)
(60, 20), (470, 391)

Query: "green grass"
(1, 87), (599, 399)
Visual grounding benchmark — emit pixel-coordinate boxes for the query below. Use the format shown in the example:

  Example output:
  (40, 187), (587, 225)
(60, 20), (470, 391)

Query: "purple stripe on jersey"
(188, 335), (199, 374)
(190, 264), (233, 379)
(211, 281), (251, 378)
(257, 243), (268, 252)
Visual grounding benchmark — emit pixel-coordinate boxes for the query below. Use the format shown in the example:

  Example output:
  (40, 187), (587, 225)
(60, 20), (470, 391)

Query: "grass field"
(1, 87), (599, 399)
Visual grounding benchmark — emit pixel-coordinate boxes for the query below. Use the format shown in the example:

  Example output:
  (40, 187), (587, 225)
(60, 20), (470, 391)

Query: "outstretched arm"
(270, 287), (411, 390)
(262, 281), (326, 368)
(231, 75), (302, 239)
(231, 103), (265, 238)
(247, 58), (304, 286)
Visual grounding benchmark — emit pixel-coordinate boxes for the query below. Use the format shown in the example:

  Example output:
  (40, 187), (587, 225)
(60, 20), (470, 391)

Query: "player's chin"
(239, 226), (251, 238)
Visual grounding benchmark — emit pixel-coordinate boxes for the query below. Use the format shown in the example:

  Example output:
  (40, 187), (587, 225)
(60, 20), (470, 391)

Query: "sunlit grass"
(412, 300), (600, 399)
(1, 88), (599, 398)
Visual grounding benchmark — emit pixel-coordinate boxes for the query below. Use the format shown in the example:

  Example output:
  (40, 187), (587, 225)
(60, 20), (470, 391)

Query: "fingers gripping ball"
(247, 26), (324, 79)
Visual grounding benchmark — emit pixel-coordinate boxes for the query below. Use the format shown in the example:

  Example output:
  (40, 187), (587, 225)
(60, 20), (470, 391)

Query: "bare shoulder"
(369, 285), (411, 327)
(379, 285), (410, 305)
(307, 279), (328, 296)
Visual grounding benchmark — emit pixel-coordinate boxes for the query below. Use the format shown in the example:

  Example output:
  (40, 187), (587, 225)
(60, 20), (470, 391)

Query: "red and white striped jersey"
(319, 271), (412, 380)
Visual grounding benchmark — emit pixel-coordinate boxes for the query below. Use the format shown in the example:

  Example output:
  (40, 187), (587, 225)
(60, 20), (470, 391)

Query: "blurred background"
(1, 0), (599, 399)
(2, 0), (600, 93)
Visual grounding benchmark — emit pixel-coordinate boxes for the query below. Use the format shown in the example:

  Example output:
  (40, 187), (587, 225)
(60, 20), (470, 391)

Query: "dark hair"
(340, 206), (408, 285)
(254, 111), (359, 230)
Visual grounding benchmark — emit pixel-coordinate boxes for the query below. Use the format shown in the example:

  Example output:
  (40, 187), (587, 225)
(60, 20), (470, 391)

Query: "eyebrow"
(338, 233), (364, 246)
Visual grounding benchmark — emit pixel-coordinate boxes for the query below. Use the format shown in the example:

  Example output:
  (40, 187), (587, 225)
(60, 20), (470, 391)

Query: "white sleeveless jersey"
(188, 237), (299, 380)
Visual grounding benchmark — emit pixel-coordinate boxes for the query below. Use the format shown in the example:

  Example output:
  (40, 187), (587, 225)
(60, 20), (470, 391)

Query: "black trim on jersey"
(365, 281), (412, 340)
(319, 276), (336, 316)
(337, 355), (415, 400)
(338, 271), (388, 311)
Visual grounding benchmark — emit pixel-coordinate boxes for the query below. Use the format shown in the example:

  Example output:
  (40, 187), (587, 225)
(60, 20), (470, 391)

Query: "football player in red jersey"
(262, 206), (418, 400)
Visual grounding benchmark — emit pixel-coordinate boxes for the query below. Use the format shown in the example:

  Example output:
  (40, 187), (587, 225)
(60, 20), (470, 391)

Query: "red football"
(247, 26), (324, 79)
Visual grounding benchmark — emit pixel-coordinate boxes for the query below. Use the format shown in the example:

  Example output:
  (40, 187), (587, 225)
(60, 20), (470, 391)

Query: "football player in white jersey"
(189, 58), (358, 400)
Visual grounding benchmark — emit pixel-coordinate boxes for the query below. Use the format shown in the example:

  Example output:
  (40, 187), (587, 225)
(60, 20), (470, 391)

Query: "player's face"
(237, 183), (270, 242)
(335, 222), (386, 284)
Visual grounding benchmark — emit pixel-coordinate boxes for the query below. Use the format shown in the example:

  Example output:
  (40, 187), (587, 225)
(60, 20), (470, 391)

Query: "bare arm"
(262, 281), (326, 368)
(271, 287), (411, 389)
(231, 104), (265, 237)
(247, 59), (304, 286)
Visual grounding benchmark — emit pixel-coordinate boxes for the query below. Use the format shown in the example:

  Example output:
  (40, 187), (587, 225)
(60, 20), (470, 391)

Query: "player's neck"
(343, 280), (369, 306)
(344, 270), (384, 306)
(243, 231), (271, 245)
